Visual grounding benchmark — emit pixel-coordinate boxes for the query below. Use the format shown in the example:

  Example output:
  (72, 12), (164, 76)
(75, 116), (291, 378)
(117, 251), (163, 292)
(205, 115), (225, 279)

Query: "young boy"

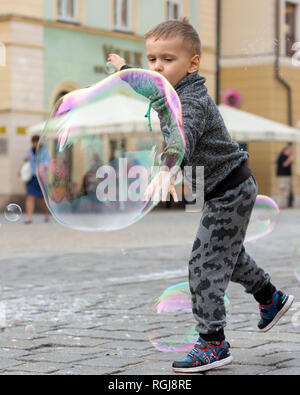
(108, 18), (294, 373)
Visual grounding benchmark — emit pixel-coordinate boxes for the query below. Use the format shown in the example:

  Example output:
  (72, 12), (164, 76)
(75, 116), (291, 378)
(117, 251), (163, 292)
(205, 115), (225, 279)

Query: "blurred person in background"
(276, 143), (294, 209)
(23, 135), (50, 224)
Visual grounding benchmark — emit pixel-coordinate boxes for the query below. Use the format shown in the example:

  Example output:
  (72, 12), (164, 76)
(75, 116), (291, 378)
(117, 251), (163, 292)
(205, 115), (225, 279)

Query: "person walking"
(24, 135), (50, 224)
(276, 143), (294, 209)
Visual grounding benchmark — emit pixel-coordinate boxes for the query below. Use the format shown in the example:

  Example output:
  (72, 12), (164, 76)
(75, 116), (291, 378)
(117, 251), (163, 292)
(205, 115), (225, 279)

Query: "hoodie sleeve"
(151, 97), (185, 171)
(120, 69), (186, 170)
(180, 95), (207, 163)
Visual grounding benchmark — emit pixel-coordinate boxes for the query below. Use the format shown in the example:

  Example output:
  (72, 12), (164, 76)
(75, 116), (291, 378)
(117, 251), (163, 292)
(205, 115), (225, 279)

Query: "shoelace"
(188, 340), (208, 358)
(188, 339), (230, 359)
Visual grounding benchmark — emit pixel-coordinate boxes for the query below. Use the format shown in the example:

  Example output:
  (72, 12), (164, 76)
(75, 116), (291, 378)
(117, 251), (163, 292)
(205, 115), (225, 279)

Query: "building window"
(285, 2), (298, 56)
(57, 0), (77, 23)
(167, 0), (181, 20)
(114, 0), (131, 32)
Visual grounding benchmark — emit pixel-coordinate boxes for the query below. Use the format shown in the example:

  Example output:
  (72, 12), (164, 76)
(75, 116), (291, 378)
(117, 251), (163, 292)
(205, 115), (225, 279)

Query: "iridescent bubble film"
(4, 204), (22, 222)
(245, 195), (280, 243)
(36, 69), (185, 232)
(146, 282), (230, 352)
(292, 247), (300, 282)
(24, 324), (35, 333)
(105, 61), (116, 75)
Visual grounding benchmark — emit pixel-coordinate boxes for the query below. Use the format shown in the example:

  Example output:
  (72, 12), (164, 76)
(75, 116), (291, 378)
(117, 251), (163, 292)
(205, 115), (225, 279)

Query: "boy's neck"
(174, 71), (198, 90)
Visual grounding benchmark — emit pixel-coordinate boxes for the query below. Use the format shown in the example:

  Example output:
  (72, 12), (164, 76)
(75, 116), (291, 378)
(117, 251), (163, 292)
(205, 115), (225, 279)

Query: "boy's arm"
(179, 95), (207, 163)
(119, 69), (186, 170)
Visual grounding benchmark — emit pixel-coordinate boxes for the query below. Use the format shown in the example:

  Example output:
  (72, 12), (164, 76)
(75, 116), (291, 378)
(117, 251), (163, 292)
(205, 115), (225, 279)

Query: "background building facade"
(221, 0), (300, 206)
(0, 0), (299, 208)
(0, 0), (216, 208)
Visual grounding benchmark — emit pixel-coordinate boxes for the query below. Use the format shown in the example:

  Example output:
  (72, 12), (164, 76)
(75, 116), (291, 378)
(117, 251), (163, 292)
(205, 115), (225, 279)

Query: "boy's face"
(146, 36), (199, 87)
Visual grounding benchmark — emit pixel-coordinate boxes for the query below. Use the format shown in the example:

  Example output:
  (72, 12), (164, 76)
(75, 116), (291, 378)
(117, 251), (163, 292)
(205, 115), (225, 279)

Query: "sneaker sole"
(172, 355), (233, 374)
(259, 295), (295, 333)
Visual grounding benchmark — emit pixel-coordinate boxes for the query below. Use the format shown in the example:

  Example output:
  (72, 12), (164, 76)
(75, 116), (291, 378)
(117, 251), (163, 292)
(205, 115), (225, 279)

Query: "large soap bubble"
(146, 282), (231, 352)
(36, 69), (185, 231)
(245, 195), (280, 243)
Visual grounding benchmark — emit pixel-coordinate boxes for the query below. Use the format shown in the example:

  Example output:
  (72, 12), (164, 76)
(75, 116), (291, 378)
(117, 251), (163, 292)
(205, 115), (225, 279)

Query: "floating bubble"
(292, 247), (300, 282)
(245, 195), (280, 243)
(4, 204), (22, 222)
(105, 61), (116, 75)
(36, 69), (185, 232)
(24, 324), (35, 333)
(146, 282), (230, 352)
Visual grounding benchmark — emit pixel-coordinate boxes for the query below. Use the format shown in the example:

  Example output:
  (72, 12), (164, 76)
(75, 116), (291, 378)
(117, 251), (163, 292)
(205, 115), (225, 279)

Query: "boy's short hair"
(144, 17), (201, 57)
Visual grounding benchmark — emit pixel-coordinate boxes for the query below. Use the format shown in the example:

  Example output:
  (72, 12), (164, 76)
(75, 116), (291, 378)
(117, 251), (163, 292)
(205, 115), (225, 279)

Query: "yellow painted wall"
(0, 21), (10, 109)
(279, 66), (300, 128)
(199, 0), (216, 49)
(198, 0), (216, 100)
(221, 65), (279, 119)
(0, 0), (43, 18)
(221, 0), (274, 58)
(200, 49), (216, 100)
(0, 43), (10, 109)
(221, 64), (300, 201)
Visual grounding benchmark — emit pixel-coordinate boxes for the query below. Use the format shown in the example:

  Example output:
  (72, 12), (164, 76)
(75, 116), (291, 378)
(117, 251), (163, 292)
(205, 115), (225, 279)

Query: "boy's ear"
(188, 54), (200, 73)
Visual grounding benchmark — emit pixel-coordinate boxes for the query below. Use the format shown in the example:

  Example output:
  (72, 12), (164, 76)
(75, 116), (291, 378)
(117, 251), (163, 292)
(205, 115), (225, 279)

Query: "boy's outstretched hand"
(144, 170), (179, 203)
(107, 54), (126, 72)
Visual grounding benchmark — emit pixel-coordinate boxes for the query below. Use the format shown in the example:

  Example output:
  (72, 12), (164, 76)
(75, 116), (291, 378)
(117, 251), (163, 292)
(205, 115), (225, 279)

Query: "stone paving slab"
(0, 210), (299, 375)
(4, 361), (70, 374)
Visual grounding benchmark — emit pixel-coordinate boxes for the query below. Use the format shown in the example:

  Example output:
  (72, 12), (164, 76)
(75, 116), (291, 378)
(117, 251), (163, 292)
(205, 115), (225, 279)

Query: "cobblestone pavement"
(0, 208), (299, 375)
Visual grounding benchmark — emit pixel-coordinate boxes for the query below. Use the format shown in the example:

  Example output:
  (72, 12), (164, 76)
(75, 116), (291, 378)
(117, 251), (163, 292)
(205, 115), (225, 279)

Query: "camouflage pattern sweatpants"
(189, 175), (271, 335)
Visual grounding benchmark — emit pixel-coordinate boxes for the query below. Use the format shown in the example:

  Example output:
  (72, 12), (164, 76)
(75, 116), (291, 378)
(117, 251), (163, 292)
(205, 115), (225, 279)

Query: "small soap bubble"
(24, 324), (35, 333)
(4, 204), (22, 222)
(245, 195), (280, 243)
(292, 247), (300, 282)
(146, 282), (231, 352)
(105, 61), (116, 74)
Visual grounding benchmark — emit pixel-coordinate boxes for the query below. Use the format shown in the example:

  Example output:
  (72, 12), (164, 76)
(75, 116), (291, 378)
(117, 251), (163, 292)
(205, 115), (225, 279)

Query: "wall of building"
(0, 21), (10, 110)
(221, 63), (300, 205)
(43, 25), (147, 109)
(0, 14), (44, 206)
(278, 66), (300, 127)
(221, 0), (275, 58)
(43, 0), (217, 106)
(0, 0), (43, 18)
(220, 0), (300, 207)
(198, 0), (216, 98)
(0, 0), (218, 206)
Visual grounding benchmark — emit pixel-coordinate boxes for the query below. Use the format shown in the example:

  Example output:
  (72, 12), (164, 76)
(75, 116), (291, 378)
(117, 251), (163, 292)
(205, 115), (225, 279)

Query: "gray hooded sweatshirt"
(174, 72), (249, 198)
(120, 66), (251, 200)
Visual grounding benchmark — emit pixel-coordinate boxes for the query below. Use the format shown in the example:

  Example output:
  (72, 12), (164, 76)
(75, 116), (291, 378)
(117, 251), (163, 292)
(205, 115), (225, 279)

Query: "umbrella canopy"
(218, 104), (300, 142)
(27, 95), (300, 142)
(27, 94), (160, 136)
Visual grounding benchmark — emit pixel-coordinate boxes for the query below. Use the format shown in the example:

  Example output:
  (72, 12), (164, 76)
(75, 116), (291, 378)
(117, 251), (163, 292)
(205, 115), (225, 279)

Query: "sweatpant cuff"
(199, 328), (225, 342)
(253, 281), (277, 304)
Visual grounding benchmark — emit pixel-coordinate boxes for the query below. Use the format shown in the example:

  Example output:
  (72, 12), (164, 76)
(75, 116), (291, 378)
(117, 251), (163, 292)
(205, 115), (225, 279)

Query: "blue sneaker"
(172, 337), (232, 373)
(258, 290), (294, 332)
